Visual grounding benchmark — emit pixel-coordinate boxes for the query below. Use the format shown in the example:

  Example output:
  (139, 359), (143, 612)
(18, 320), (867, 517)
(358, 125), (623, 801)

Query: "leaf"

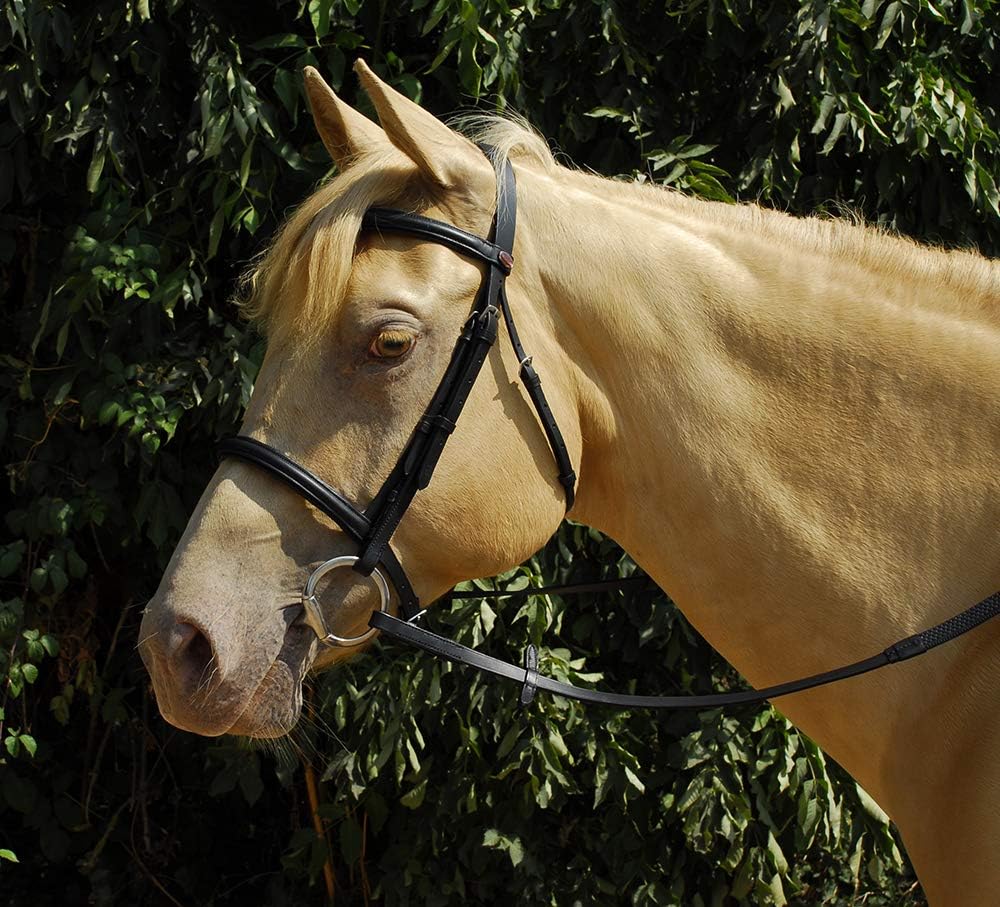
(239, 142), (254, 191)
(821, 112), (851, 155)
(767, 872), (787, 906)
(0, 546), (22, 578)
(249, 34), (307, 50)
(30, 568), (47, 594)
(308, 0), (330, 39)
(238, 762), (263, 805)
(51, 315), (71, 360)
(585, 106), (630, 123)
(274, 70), (299, 117)
(86, 131), (107, 194)
(66, 550), (87, 580)
(479, 601), (495, 636)
(48, 566), (69, 596)
(849, 834), (865, 880)
(731, 856), (755, 899)
(421, 0), (452, 37)
(98, 400), (119, 425)
(623, 765), (645, 793)
(457, 37), (483, 97)
(400, 778), (427, 809)
(496, 724), (520, 759)
(766, 829), (788, 874)
(876, 1), (902, 49)
(976, 163), (999, 215)
(427, 34), (460, 75)
(855, 784), (890, 825)
(0, 849), (17, 862)
(208, 207), (225, 259)
(775, 72), (795, 112)
(203, 111), (231, 160)
(812, 94), (836, 135)
(339, 817), (362, 864)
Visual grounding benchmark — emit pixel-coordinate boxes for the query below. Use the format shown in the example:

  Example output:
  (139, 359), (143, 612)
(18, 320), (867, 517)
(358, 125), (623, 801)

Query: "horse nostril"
(167, 620), (216, 689)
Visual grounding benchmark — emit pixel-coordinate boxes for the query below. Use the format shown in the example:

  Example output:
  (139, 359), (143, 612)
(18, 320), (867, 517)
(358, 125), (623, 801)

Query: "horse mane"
(240, 114), (998, 345)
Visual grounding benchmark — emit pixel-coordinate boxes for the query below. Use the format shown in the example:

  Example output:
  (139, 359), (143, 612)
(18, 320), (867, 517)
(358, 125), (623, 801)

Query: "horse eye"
(370, 329), (415, 359)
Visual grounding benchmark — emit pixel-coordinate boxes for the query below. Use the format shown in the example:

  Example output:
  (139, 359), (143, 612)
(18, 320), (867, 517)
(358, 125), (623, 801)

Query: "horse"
(139, 61), (1000, 904)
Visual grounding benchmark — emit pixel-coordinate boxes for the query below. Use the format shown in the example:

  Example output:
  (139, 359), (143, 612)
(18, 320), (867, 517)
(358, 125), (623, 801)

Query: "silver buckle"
(301, 555), (390, 647)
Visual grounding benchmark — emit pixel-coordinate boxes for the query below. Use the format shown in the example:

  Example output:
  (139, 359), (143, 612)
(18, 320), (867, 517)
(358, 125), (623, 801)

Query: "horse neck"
(517, 164), (1000, 799)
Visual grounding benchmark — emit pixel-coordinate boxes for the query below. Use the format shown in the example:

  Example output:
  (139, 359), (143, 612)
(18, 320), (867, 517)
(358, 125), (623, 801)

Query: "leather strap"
(370, 588), (1000, 709)
(362, 208), (514, 273)
(362, 159), (577, 515)
(355, 305), (499, 575)
(498, 286), (577, 508)
(487, 152), (577, 509)
(217, 436), (423, 619)
(447, 575), (651, 601)
(351, 154), (576, 579)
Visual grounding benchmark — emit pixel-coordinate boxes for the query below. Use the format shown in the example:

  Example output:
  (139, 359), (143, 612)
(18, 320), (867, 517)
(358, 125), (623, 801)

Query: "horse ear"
(353, 59), (487, 190)
(303, 66), (388, 167)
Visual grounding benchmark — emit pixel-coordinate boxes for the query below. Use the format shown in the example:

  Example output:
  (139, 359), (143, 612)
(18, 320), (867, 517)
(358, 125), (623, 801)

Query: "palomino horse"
(140, 62), (1000, 903)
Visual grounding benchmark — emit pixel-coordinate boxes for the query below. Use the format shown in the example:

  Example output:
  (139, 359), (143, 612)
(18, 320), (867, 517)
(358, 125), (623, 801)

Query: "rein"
(371, 581), (1000, 707)
(219, 146), (1000, 711)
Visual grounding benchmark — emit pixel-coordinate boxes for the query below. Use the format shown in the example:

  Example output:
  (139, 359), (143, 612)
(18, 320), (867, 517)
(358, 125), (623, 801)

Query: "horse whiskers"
(134, 630), (160, 651)
(236, 676), (352, 771)
(298, 686), (352, 758)
(279, 722), (323, 772)
(193, 662), (221, 700)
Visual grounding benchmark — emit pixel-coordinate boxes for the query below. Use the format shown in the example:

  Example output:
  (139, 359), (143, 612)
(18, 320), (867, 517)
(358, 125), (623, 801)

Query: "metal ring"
(301, 555), (390, 647)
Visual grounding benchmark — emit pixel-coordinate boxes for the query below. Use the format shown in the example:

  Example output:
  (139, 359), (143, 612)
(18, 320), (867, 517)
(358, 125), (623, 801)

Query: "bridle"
(219, 146), (1000, 710)
(219, 148), (575, 640)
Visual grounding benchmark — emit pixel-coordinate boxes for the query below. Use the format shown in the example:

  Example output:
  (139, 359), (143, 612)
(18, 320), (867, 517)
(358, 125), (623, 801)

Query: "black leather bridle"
(220, 149), (575, 641)
(220, 146), (1000, 709)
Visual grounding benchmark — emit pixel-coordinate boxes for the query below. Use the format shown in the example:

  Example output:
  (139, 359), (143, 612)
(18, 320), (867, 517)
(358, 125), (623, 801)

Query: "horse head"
(138, 62), (580, 737)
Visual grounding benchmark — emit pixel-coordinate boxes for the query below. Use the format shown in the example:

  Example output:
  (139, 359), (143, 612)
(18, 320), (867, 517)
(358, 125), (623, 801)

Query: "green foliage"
(299, 531), (923, 905)
(3, 0), (995, 902)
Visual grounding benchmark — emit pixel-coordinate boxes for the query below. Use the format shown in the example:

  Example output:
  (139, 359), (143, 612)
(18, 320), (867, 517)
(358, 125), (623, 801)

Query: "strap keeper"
(418, 414), (457, 435)
(884, 634), (926, 664)
(473, 305), (499, 342)
(519, 359), (542, 388)
(559, 471), (577, 510)
(521, 645), (538, 705)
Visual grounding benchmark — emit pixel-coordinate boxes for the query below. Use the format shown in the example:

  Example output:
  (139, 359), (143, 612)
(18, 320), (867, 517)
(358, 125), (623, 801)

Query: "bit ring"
(301, 556), (390, 647)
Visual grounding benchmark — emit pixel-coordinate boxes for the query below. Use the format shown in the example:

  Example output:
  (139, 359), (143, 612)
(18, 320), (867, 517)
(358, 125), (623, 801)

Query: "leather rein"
(219, 146), (1000, 710)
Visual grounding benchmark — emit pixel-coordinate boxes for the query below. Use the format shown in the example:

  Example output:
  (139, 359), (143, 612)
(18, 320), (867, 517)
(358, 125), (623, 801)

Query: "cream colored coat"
(139, 62), (1000, 904)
